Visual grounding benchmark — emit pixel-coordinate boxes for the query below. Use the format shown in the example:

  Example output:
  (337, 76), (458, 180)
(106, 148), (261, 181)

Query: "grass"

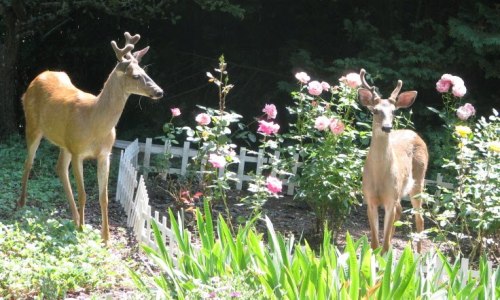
(0, 135), (137, 298)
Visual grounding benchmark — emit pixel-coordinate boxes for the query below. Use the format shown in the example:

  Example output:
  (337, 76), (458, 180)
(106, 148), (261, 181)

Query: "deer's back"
(22, 71), (106, 155)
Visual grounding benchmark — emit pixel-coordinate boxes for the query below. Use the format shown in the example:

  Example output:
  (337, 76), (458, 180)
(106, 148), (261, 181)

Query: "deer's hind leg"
(411, 157), (427, 253)
(18, 127), (43, 207)
(410, 186), (425, 253)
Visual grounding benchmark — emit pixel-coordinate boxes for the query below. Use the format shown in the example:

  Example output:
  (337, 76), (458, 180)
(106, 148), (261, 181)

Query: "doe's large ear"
(358, 88), (374, 107)
(133, 46), (150, 62)
(396, 91), (417, 108)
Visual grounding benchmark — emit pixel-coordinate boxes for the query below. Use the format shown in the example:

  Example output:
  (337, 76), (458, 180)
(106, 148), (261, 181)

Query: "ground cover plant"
(132, 202), (500, 299)
(0, 136), (139, 298)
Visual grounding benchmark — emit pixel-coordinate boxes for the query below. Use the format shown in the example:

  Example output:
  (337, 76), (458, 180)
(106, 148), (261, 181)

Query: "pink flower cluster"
(195, 113), (211, 126)
(339, 72), (361, 88)
(456, 103), (476, 121)
(306, 80), (331, 96)
(295, 72), (311, 84)
(258, 120), (280, 135)
(295, 72), (331, 96)
(266, 176), (282, 194)
(208, 153), (226, 168)
(436, 74), (467, 97)
(314, 116), (345, 135)
(262, 104), (277, 119)
(170, 107), (181, 117)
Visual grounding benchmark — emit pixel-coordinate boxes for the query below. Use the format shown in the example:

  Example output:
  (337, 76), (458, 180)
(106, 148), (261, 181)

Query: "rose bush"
(427, 74), (499, 259)
(283, 71), (370, 234)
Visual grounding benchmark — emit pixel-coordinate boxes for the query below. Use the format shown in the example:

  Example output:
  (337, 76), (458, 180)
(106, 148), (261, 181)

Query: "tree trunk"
(0, 6), (21, 138)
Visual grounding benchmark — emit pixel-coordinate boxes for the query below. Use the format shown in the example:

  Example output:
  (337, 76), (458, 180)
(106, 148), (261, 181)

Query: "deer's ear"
(133, 46), (149, 62)
(396, 91), (417, 108)
(358, 88), (374, 107)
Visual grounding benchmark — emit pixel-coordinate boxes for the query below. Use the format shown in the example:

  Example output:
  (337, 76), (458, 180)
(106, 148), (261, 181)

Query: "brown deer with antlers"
(18, 32), (163, 243)
(357, 69), (428, 253)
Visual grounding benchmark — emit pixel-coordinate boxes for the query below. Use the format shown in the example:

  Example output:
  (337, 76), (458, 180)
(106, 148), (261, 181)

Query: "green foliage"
(0, 210), (130, 298)
(448, 2), (500, 79)
(0, 136), (65, 215)
(133, 202), (499, 299)
(0, 135), (134, 297)
(426, 87), (500, 259)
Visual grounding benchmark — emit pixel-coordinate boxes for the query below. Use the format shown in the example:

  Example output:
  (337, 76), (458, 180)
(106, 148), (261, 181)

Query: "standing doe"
(18, 32), (164, 243)
(358, 69), (428, 253)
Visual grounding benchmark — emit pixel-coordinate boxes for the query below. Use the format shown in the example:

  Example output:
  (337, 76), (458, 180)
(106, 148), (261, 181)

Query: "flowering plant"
(427, 73), (499, 259)
(283, 71), (369, 233)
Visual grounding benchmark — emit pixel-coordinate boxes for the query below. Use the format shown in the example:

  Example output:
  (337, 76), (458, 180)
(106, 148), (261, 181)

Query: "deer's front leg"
(366, 201), (380, 250)
(71, 156), (86, 230)
(382, 201), (397, 253)
(56, 150), (80, 227)
(97, 154), (110, 243)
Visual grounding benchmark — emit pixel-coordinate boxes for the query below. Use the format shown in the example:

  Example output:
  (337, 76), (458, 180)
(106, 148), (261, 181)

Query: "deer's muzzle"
(382, 125), (392, 133)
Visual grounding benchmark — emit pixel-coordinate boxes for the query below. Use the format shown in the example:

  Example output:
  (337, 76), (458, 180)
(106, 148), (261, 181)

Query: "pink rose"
(329, 118), (345, 135)
(307, 81), (323, 96)
(456, 103), (475, 120)
(436, 74), (467, 97)
(451, 75), (464, 87)
(195, 113), (211, 126)
(345, 73), (362, 88)
(170, 107), (181, 117)
(321, 81), (331, 91)
(266, 176), (282, 194)
(257, 120), (280, 135)
(262, 104), (277, 119)
(441, 74), (454, 82)
(436, 79), (451, 93)
(314, 116), (331, 131)
(208, 153), (226, 168)
(452, 84), (467, 98)
(295, 72), (311, 84)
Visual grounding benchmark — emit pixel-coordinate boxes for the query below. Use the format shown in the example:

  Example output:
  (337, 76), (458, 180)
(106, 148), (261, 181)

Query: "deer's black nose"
(153, 89), (164, 99)
(382, 125), (392, 133)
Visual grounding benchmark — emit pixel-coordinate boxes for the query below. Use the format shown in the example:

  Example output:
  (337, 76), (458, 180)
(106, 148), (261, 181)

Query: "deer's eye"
(372, 108), (380, 115)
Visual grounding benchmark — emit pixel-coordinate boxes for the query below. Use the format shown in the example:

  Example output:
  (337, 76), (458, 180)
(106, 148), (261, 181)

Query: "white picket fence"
(115, 139), (177, 251)
(113, 138), (497, 285)
(115, 138), (455, 196)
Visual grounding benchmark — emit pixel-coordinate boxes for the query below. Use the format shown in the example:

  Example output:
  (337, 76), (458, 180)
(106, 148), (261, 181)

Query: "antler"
(110, 32), (141, 62)
(359, 69), (382, 100)
(388, 80), (403, 103)
(124, 32), (141, 46)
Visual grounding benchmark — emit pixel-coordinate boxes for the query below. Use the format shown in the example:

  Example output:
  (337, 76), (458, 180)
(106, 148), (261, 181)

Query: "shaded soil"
(143, 174), (435, 256)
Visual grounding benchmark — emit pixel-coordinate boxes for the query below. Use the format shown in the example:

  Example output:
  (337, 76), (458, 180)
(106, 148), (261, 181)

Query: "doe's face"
(371, 99), (396, 133)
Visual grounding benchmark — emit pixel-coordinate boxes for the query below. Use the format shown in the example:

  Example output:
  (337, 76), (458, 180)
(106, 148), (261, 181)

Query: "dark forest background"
(1, 0), (499, 142)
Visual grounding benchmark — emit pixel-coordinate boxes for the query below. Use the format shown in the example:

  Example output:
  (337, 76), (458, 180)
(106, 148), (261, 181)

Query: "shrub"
(427, 74), (500, 259)
(283, 71), (370, 234)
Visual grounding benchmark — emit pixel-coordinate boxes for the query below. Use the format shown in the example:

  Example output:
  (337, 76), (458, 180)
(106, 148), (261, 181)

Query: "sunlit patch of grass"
(0, 136), (135, 298)
(0, 209), (133, 299)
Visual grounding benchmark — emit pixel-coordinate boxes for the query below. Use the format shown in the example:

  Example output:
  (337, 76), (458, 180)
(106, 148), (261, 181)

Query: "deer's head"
(111, 32), (164, 99)
(357, 69), (417, 133)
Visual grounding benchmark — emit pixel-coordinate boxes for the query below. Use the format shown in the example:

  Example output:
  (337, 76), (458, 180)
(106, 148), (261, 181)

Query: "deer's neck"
(369, 127), (396, 164)
(92, 68), (130, 133)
